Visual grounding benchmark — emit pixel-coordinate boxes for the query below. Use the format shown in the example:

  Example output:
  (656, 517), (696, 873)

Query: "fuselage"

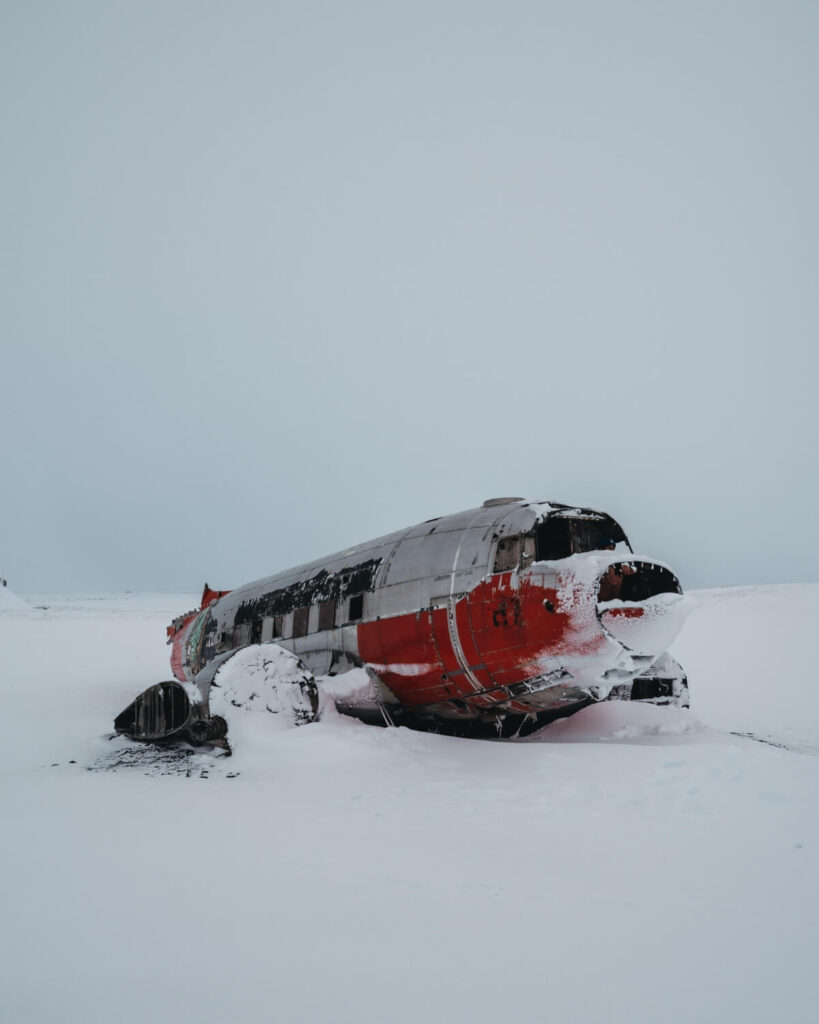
(167, 498), (690, 733)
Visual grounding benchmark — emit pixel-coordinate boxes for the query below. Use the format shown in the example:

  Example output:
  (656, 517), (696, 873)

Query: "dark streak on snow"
(83, 740), (239, 778)
(729, 731), (819, 756)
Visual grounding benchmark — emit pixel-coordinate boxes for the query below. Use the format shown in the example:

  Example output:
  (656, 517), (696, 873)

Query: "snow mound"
(209, 643), (318, 726)
(0, 586), (29, 612)
(533, 700), (704, 743)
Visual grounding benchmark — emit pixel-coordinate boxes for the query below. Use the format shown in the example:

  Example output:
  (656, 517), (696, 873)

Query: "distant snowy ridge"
(0, 585), (29, 611)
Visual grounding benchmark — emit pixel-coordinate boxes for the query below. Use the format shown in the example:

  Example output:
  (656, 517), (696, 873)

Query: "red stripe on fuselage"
(358, 571), (607, 709)
(357, 609), (461, 706)
(170, 631), (187, 682)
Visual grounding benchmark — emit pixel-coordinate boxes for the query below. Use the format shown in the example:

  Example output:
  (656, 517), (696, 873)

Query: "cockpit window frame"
(492, 536), (521, 573)
(535, 513), (631, 562)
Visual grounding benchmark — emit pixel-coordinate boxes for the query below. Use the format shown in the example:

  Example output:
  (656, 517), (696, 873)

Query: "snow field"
(1, 586), (818, 1023)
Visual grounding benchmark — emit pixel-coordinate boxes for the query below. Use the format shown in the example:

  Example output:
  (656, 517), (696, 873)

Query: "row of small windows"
(217, 593), (364, 652)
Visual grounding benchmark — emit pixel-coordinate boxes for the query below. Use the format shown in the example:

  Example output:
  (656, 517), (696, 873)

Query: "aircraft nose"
(596, 561), (693, 655)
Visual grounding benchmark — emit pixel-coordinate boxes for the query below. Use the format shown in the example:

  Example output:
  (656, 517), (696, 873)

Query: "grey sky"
(2, 1), (817, 593)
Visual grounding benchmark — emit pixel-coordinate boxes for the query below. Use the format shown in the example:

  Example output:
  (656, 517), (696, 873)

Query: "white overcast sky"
(1, 1), (817, 593)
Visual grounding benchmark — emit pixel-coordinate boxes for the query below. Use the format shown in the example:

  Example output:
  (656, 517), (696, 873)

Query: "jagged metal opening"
(114, 681), (192, 740)
(598, 562), (682, 603)
(631, 677), (676, 700)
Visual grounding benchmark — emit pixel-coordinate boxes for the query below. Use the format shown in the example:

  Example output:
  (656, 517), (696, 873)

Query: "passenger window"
(348, 594), (364, 621)
(521, 535), (536, 569)
(233, 622), (251, 648)
(318, 599), (336, 631)
(292, 606), (309, 638)
(272, 615), (283, 638)
(251, 619), (263, 644)
(493, 536), (521, 572)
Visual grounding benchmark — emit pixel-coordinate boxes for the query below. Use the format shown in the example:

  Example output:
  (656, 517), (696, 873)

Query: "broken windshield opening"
(535, 515), (630, 561)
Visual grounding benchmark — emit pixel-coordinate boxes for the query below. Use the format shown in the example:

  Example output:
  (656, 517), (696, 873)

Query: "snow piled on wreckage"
(518, 549), (695, 696)
(1, 585), (819, 1024)
(210, 643), (319, 727)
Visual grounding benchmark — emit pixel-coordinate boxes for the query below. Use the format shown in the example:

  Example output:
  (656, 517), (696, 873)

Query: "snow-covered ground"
(1, 585), (818, 1023)
(0, 584), (30, 611)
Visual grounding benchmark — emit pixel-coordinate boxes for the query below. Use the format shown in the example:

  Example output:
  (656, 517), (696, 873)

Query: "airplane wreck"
(116, 498), (692, 742)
